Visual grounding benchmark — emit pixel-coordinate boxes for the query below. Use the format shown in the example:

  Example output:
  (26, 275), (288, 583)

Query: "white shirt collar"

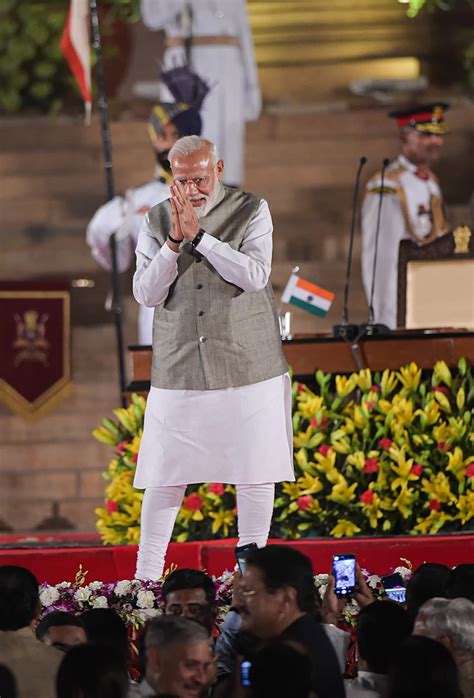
(398, 154), (418, 173)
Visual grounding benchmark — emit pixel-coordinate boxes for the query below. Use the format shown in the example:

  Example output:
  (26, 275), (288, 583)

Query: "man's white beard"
(191, 179), (221, 218)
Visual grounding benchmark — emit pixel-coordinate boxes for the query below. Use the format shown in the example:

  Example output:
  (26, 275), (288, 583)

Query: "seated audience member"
(235, 545), (345, 698)
(249, 641), (315, 698)
(0, 565), (62, 698)
(132, 615), (214, 698)
(0, 665), (17, 698)
(162, 569), (218, 635)
(414, 597), (474, 698)
(446, 564), (474, 602)
(405, 562), (451, 625)
(388, 635), (463, 698)
(345, 601), (411, 698)
(56, 644), (129, 698)
(80, 608), (129, 666)
(36, 611), (87, 652)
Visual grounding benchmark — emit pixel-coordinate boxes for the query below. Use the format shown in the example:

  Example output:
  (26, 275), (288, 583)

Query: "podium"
(127, 328), (474, 392)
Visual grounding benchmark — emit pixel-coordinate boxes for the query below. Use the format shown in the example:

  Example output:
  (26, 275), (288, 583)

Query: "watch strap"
(191, 228), (205, 248)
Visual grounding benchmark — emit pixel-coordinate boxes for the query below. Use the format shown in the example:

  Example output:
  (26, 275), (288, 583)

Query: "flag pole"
(89, 0), (127, 407)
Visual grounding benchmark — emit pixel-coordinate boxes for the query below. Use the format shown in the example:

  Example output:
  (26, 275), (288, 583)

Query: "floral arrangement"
(94, 360), (473, 544)
(38, 563), (413, 630)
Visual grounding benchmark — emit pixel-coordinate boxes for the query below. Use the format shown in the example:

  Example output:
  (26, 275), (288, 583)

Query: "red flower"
(132, 453), (138, 464)
(466, 464), (474, 479)
(319, 444), (331, 456)
(183, 493), (203, 512)
(378, 438), (392, 450)
(106, 499), (119, 514)
(209, 483), (225, 496)
(438, 442), (451, 452)
(411, 463), (423, 477)
(116, 441), (128, 454)
(297, 495), (313, 511)
(371, 385), (381, 392)
(432, 386), (450, 396)
(428, 499), (441, 512)
(365, 402), (376, 410)
(364, 458), (379, 474)
(297, 383), (305, 393)
(310, 416), (328, 430)
(360, 489), (374, 504)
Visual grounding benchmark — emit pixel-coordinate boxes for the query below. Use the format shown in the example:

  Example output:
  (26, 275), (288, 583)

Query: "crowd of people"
(0, 546), (473, 698)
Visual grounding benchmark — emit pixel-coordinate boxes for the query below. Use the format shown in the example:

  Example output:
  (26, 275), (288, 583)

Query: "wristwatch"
(191, 228), (206, 249)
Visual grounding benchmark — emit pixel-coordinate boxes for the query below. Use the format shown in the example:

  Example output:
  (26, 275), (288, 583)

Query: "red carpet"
(1, 533), (473, 583)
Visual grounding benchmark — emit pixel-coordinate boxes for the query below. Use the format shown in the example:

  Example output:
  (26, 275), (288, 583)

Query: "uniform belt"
(165, 35), (239, 48)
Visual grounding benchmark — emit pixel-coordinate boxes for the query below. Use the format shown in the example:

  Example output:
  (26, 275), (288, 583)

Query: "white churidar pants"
(135, 482), (275, 580)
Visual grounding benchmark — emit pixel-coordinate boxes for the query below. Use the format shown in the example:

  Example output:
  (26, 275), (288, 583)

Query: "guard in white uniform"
(140, 0), (262, 186)
(361, 103), (449, 329)
(133, 136), (294, 579)
(86, 102), (203, 344)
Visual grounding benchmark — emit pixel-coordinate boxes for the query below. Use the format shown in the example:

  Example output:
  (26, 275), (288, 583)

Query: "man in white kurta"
(86, 103), (203, 344)
(133, 136), (293, 580)
(361, 103), (449, 329)
(140, 0), (261, 186)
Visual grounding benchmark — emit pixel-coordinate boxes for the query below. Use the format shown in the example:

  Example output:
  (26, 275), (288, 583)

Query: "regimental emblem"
(453, 225), (472, 255)
(432, 105), (443, 123)
(13, 309), (50, 367)
(417, 204), (433, 237)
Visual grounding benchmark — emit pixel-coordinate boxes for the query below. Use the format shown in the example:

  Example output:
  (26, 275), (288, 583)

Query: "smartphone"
(332, 553), (356, 597)
(381, 572), (406, 603)
(240, 659), (252, 687)
(235, 542), (258, 574)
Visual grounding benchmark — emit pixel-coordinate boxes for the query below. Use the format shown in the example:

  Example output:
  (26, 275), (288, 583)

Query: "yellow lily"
(353, 405), (368, 429)
(295, 448), (308, 469)
(328, 477), (358, 505)
(281, 482), (303, 500)
(421, 473), (456, 505)
(381, 369), (398, 397)
(377, 399), (393, 415)
(293, 427), (315, 448)
(335, 374), (357, 398)
(456, 387), (465, 410)
(391, 396), (415, 427)
(209, 509), (236, 536)
(355, 368), (372, 392)
(413, 510), (453, 535)
(446, 447), (469, 481)
(297, 395), (324, 419)
(360, 490), (387, 528)
(297, 472), (324, 495)
(433, 360), (452, 388)
(457, 492), (474, 525)
(392, 485), (416, 519)
(397, 362), (422, 391)
(330, 519), (361, 537)
(347, 451), (365, 471)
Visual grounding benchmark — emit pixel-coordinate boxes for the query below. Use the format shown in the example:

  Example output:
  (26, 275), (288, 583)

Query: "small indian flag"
(281, 273), (335, 317)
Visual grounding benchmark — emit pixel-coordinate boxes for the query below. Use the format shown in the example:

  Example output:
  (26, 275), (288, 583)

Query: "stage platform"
(1, 533), (473, 583)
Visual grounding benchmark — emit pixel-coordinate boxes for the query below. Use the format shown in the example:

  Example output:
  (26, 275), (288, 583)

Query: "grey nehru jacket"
(147, 185), (288, 390)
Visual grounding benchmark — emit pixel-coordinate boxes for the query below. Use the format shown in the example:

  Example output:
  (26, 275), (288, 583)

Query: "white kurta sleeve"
(361, 188), (407, 329)
(86, 196), (135, 273)
(140, 0), (186, 29)
(195, 199), (272, 292)
(133, 216), (179, 307)
(236, 0), (262, 121)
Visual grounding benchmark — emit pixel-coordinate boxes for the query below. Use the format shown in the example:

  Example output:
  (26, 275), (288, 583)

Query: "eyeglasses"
(166, 602), (210, 616)
(175, 176), (210, 188)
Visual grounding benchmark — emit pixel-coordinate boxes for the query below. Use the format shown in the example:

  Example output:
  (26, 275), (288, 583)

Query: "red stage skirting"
(0, 534), (473, 583)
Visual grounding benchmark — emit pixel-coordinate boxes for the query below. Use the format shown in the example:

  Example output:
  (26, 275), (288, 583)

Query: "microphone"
(333, 156), (368, 341)
(359, 157), (391, 337)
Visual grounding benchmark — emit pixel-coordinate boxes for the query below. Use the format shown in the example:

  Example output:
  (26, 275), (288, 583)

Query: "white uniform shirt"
(361, 155), (446, 329)
(132, 199), (294, 487)
(86, 178), (169, 344)
(140, 0), (261, 185)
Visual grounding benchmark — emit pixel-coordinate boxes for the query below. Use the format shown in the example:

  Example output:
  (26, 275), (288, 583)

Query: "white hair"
(169, 136), (218, 165)
(415, 597), (474, 653)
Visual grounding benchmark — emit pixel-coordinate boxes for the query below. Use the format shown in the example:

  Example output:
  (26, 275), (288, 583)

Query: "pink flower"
(311, 416), (328, 430)
(183, 493), (203, 512)
(106, 499), (119, 514)
(428, 499), (441, 512)
(208, 483), (225, 496)
(297, 383), (305, 393)
(132, 453), (138, 464)
(297, 496), (313, 511)
(116, 441), (128, 454)
(432, 386), (450, 396)
(371, 385), (381, 392)
(319, 444), (331, 456)
(411, 463), (423, 477)
(360, 490), (374, 504)
(466, 464), (474, 478)
(364, 458), (379, 474)
(365, 402), (376, 410)
(378, 438), (392, 450)
(438, 442), (451, 452)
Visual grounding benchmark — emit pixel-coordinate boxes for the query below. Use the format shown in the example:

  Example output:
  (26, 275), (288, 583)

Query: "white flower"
(394, 566), (412, 581)
(88, 581), (103, 591)
(115, 580), (132, 597)
(39, 586), (60, 607)
(91, 595), (108, 609)
(57, 582), (71, 589)
(75, 588), (92, 602)
(137, 590), (156, 609)
(367, 574), (381, 589)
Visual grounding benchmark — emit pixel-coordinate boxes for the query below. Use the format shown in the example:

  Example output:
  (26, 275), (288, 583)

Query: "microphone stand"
(333, 156), (368, 343)
(359, 158), (392, 339)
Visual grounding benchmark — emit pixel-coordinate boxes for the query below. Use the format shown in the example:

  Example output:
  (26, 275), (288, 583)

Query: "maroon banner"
(0, 283), (71, 420)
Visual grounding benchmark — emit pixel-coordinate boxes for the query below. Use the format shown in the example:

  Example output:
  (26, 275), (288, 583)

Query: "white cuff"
(195, 232), (220, 256)
(160, 241), (181, 261)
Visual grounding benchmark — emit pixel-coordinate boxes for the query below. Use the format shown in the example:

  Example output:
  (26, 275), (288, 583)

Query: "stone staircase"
(0, 102), (472, 532)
